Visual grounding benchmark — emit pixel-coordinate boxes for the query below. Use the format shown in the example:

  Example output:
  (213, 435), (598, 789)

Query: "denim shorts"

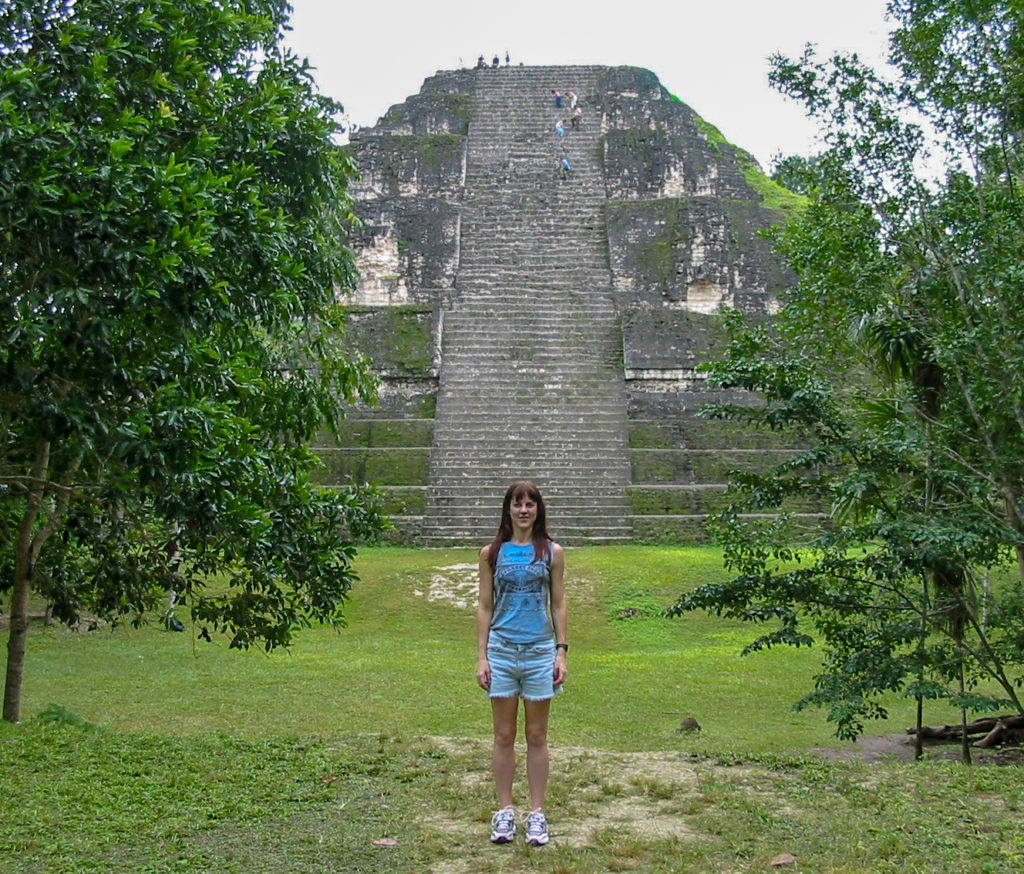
(487, 633), (558, 701)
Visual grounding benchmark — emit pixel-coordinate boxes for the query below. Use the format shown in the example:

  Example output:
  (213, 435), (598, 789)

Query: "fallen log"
(976, 716), (1024, 749)
(907, 715), (1024, 747)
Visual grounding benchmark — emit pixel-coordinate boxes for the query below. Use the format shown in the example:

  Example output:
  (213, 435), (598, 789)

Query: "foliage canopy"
(670, 0), (1024, 742)
(0, 0), (383, 721)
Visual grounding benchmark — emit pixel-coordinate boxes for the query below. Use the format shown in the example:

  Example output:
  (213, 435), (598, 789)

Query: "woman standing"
(476, 481), (567, 846)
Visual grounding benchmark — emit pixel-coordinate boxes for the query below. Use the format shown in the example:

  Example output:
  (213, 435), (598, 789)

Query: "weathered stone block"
(376, 486), (428, 515)
(629, 448), (801, 484)
(628, 417), (803, 451)
(374, 93), (474, 136)
(348, 134), (466, 198)
(344, 306), (437, 378)
(629, 485), (729, 515)
(348, 198), (460, 305)
(607, 197), (789, 313)
(621, 309), (729, 370)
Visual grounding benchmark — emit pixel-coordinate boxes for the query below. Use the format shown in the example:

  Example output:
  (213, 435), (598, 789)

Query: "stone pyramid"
(321, 64), (802, 545)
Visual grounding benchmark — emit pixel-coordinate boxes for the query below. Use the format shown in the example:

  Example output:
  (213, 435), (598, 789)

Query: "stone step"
(417, 65), (630, 544)
(426, 455), (630, 468)
(426, 474), (631, 488)
(424, 494), (631, 510)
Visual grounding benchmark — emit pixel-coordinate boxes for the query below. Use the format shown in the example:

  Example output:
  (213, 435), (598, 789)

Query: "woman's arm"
(476, 545), (495, 690)
(549, 543), (568, 686)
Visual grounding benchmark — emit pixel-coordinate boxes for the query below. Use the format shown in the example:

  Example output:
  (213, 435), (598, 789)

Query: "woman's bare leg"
(491, 695), (520, 808)
(523, 697), (551, 810)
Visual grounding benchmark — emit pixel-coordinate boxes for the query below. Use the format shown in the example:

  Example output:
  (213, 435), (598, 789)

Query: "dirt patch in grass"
(412, 563), (478, 609)
(807, 732), (922, 763)
(807, 731), (1024, 764)
(423, 736), (709, 873)
(412, 565), (604, 613)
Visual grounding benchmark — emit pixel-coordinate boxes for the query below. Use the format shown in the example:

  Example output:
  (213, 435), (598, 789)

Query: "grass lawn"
(1, 545), (1021, 873)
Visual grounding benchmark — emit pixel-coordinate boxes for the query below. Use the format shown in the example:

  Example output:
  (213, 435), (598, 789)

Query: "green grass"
(11, 545), (962, 749)
(2, 545), (1021, 873)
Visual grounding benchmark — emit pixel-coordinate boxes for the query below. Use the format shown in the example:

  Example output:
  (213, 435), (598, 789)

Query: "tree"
(669, 0), (1024, 747)
(768, 152), (825, 196)
(0, 0), (384, 722)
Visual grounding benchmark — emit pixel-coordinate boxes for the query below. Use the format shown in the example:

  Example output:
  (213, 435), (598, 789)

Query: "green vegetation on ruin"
(334, 419), (434, 448)
(344, 306), (435, 377)
(688, 111), (808, 213)
(311, 447), (430, 485)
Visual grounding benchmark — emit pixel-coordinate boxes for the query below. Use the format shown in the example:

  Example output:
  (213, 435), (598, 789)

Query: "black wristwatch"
(555, 643), (569, 652)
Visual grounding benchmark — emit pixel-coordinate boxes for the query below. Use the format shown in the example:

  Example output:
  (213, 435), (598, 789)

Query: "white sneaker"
(524, 809), (549, 846)
(490, 806), (516, 843)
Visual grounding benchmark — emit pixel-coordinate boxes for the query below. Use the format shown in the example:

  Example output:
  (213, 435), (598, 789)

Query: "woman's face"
(509, 494), (538, 535)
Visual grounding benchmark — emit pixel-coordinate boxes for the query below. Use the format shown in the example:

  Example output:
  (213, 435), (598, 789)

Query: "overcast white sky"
(283, 0), (894, 171)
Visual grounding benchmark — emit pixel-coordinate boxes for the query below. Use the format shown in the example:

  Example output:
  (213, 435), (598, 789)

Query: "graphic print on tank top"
(491, 542), (554, 642)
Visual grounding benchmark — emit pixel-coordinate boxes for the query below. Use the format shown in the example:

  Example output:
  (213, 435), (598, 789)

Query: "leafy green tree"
(669, 0), (1024, 746)
(0, 0), (383, 722)
(768, 152), (825, 196)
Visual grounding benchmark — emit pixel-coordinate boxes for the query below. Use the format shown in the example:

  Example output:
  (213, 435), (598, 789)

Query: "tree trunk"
(914, 695), (924, 760)
(959, 664), (971, 765)
(4, 440), (49, 723)
(3, 567), (32, 723)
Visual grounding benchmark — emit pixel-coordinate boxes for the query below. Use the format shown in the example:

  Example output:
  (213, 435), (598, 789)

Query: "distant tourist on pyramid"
(559, 157), (572, 179)
(552, 90), (562, 108)
(566, 91), (577, 109)
(477, 55), (487, 68)
(554, 119), (565, 137)
(571, 106), (582, 129)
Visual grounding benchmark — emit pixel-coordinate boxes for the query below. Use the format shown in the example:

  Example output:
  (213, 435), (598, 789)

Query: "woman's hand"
(476, 657), (491, 691)
(553, 651), (567, 687)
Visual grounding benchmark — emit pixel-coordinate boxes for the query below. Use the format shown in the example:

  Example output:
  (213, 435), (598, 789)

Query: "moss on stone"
(628, 421), (671, 449)
(613, 128), (671, 166)
(379, 524), (420, 547)
(628, 485), (729, 515)
(628, 417), (803, 451)
(606, 198), (683, 297)
(629, 448), (803, 484)
(375, 486), (428, 515)
(438, 93), (474, 124)
(310, 448), (430, 486)
(629, 450), (693, 484)
(629, 484), (821, 516)
(389, 133), (462, 165)
(631, 515), (710, 544)
(343, 306), (435, 377)
(621, 307), (729, 368)
(417, 134), (464, 169)
(690, 114), (806, 214)
(386, 317), (434, 376)
(334, 419), (434, 448)
(636, 238), (675, 295)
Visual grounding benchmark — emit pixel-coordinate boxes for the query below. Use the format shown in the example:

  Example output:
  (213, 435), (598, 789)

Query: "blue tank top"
(490, 540), (555, 644)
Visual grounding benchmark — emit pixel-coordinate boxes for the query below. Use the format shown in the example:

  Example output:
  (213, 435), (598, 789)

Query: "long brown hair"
(486, 481), (551, 569)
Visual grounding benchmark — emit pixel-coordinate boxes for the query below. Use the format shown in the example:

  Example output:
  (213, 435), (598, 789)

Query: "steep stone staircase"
(421, 66), (632, 545)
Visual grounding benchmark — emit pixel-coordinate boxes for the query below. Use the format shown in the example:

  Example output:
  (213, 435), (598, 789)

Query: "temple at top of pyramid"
(316, 64), (812, 546)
